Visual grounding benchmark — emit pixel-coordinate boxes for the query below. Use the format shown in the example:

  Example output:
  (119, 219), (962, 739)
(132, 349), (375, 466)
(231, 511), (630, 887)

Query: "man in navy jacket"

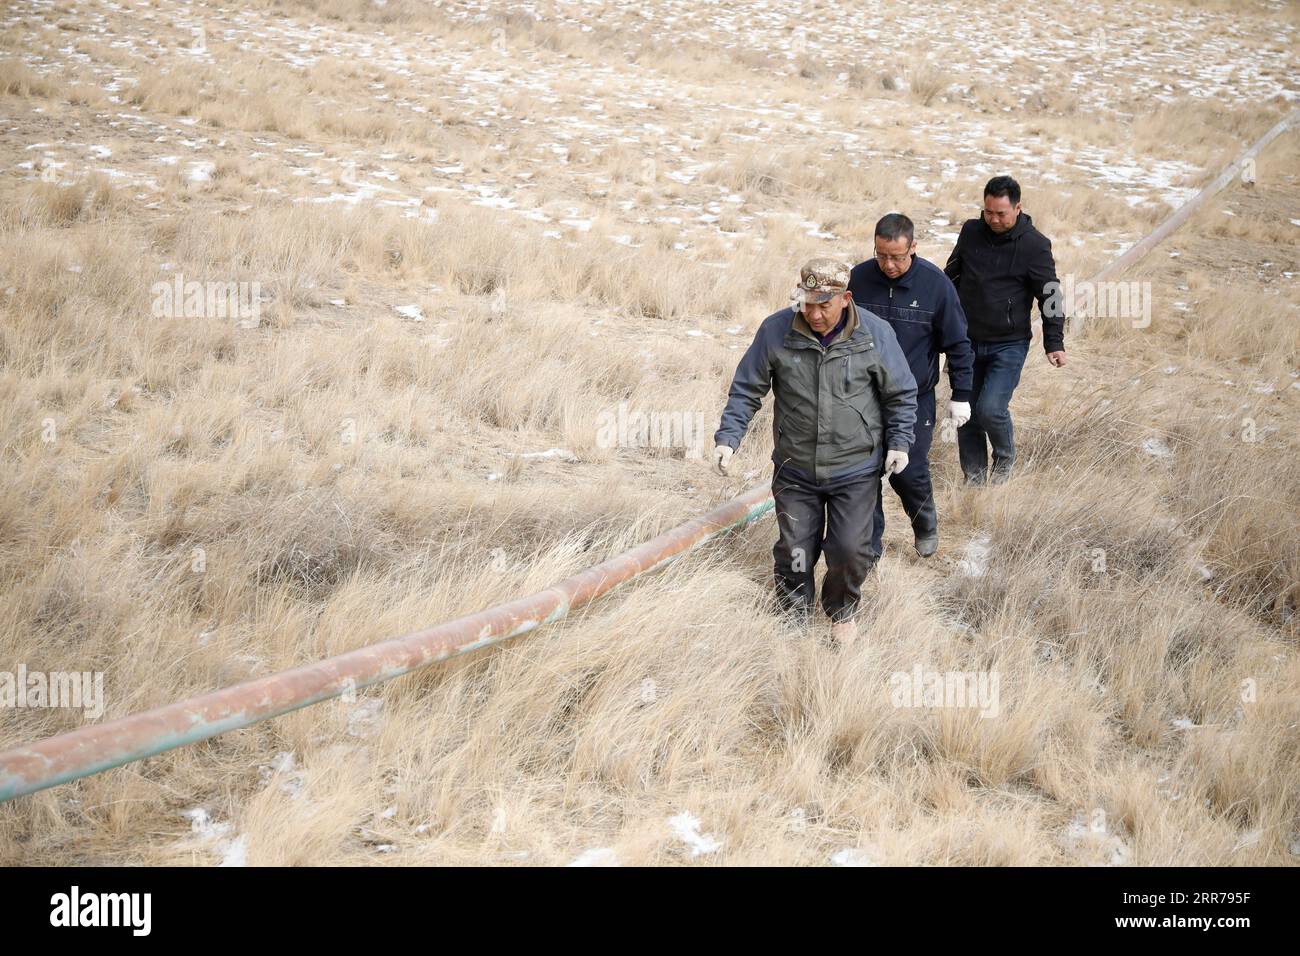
(848, 213), (974, 558)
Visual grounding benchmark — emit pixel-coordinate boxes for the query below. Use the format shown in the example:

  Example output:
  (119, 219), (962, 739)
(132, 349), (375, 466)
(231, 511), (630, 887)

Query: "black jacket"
(943, 212), (1067, 352)
(848, 255), (974, 403)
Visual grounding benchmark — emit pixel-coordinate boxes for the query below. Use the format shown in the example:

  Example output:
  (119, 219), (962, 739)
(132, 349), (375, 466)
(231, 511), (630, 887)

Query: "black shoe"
(914, 533), (938, 558)
(777, 602), (813, 629)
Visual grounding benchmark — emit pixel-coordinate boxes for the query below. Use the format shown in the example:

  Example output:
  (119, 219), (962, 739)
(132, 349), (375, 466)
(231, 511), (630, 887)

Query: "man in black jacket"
(849, 213), (973, 558)
(944, 176), (1067, 484)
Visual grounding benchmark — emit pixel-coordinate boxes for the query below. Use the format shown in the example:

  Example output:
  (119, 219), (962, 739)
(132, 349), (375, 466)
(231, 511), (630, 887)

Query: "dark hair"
(984, 175), (1021, 205)
(874, 212), (914, 245)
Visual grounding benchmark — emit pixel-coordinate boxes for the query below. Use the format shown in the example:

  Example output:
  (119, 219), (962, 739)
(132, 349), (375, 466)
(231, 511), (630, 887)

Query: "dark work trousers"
(957, 338), (1031, 483)
(771, 464), (880, 623)
(870, 388), (937, 557)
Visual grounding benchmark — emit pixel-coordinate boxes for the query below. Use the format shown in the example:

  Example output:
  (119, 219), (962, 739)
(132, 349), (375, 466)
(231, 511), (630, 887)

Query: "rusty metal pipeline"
(0, 484), (773, 801)
(1088, 109), (1298, 288)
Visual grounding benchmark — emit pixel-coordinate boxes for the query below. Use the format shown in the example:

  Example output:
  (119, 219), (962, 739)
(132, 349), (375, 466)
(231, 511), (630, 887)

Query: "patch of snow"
(667, 812), (722, 857)
(347, 696), (384, 738)
(510, 448), (577, 462)
(957, 534), (991, 578)
(569, 847), (619, 866)
(181, 808), (246, 867)
(1141, 436), (1172, 459)
(830, 847), (876, 866)
(257, 751), (305, 798)
(1060, 811), (1130, 866)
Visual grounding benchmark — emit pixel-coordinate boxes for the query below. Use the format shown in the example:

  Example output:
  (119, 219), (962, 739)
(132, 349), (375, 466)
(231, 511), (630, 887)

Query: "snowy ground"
(5, 0), (1296, 269)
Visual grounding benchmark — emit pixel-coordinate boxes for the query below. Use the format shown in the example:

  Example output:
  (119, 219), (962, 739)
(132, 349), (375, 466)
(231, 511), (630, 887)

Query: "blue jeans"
(957, 338), (1030, 483)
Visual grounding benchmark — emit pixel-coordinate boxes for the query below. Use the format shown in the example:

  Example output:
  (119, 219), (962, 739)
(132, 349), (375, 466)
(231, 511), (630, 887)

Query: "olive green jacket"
(715, 300), (918, 483)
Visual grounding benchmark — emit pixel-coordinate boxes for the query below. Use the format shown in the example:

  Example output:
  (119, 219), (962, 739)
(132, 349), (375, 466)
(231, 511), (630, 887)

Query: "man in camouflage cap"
(712, 257), (918, 646)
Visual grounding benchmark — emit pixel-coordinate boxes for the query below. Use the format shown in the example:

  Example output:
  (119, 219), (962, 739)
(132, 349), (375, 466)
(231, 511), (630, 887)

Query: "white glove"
(712, 444), (733, 475)
(884, 450), (909, 476)
(949, 401), (971, 429)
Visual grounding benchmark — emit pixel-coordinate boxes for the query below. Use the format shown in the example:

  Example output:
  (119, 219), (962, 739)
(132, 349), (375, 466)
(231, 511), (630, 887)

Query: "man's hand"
(712, 444), (733, 475)
(949, 401), (971, 428)
(1046, 351), (1067, 368)
(884, 450), (909, 476)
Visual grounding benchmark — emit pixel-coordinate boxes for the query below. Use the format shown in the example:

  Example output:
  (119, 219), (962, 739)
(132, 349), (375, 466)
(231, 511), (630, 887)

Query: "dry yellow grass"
(0, 0), (1296, 866)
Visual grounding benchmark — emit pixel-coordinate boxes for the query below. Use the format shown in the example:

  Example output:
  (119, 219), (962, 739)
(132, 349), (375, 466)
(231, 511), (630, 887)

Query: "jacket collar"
(881, 257), (917, 290)
(980, 210), (1031, 242)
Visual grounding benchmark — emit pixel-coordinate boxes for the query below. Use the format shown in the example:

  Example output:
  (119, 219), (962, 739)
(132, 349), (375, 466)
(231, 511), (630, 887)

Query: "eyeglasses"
(875, 252), (912, 264)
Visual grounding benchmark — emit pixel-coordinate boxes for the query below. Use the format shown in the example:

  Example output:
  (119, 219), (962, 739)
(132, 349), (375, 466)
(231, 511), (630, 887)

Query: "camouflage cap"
(791, 257), (851, 307)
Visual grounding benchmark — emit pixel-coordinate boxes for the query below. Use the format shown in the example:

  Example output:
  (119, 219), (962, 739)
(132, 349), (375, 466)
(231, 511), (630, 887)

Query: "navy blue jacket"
(847, 256), (974, 402)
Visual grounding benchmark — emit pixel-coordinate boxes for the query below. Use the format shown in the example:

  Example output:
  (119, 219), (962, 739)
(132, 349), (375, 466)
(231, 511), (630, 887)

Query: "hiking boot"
(776, 601), (813, 631)
(914, 532), (939, 558)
